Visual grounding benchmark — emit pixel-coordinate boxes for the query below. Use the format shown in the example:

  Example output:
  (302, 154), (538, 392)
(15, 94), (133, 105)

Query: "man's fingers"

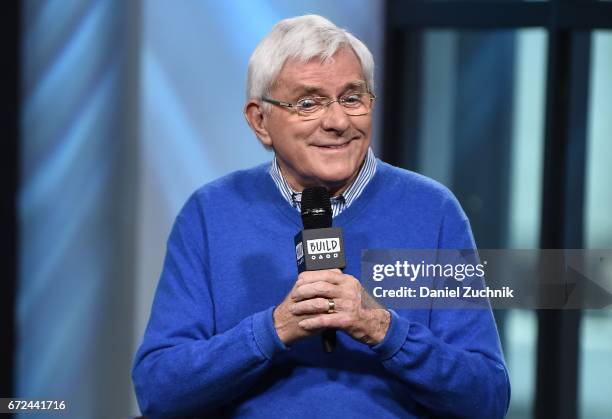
(295, 269), (343, 287)
(298, 313), (348, 331)
(291, 281), (337, 301)
(290, 297), (338, 315)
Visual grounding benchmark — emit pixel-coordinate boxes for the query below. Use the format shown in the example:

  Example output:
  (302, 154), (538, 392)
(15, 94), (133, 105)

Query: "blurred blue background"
(15, 0), (612, 418)
(18, 1), (382, 417)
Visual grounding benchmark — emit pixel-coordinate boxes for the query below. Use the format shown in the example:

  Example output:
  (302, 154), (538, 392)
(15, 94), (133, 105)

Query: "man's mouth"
(315, 141), (351, 149)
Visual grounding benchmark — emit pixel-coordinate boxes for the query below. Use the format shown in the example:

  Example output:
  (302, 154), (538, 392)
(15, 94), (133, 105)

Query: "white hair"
(246, 14), (375, 102)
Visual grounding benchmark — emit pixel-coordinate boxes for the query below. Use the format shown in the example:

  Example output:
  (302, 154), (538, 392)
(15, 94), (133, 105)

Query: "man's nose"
(320, 101), (350, 134)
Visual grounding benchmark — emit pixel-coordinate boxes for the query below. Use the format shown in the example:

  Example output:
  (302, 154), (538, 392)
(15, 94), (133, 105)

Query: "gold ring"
(327, 299), (336, 313)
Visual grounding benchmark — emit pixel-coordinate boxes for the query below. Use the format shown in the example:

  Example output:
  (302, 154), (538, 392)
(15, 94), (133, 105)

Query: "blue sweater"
(132, 161), (510, 418)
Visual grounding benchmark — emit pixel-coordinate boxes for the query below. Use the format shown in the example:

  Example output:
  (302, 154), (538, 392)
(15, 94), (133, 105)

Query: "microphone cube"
(294, 227), (346, 273)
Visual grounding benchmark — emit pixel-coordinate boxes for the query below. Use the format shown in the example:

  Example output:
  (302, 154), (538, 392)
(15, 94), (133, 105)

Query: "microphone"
(294, 187), (346, 353)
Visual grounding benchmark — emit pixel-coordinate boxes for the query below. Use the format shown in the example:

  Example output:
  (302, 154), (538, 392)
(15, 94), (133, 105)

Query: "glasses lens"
(343, 93), (372, 116)
(296, 94), (373, 119)
(297, 98), (324, 118)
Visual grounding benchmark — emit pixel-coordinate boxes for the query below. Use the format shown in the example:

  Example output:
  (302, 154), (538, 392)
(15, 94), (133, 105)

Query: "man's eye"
(298, 98), (318, 110)
(342, 94), (361, 105)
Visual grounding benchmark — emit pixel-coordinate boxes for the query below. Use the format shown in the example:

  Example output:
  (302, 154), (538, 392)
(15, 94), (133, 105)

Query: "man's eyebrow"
(342, 80), (367, 91)
(289, 84), (326, 96)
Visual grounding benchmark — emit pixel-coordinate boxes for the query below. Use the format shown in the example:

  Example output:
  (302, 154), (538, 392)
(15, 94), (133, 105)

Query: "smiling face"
(245, 47), (373, 195)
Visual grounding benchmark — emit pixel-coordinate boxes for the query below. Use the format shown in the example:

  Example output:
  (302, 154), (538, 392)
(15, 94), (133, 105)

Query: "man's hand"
(273, 269), (390, 346)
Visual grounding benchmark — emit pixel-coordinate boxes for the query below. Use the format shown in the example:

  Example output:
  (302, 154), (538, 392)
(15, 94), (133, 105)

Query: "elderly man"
(133, 15), (510, 418)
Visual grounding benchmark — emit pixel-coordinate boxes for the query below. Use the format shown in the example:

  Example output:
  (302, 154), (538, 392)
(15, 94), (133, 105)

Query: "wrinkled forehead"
(272, 48), (367, 94)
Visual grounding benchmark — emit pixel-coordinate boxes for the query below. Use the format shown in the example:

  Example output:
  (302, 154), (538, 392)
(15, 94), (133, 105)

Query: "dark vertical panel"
(380, 24), (406, 166)
(536, 27), (591, 419)
(563, 32), (590, 248)
(381, 1), (423, 168)
(397, 30), (423, 171)
(0, 0), (20, 404)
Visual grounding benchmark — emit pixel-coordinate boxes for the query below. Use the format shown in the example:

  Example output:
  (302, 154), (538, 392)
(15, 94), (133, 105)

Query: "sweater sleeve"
(132, 194), (287, 418)
(371, 194), (511, 419)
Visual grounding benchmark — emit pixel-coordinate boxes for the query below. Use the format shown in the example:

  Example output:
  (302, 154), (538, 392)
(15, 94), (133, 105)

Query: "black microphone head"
(301, 186), (332, 229)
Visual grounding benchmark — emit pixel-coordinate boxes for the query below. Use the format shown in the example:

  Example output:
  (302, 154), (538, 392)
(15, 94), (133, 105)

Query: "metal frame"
(382, 0), (609, 417)
(389, 1), (612, 29)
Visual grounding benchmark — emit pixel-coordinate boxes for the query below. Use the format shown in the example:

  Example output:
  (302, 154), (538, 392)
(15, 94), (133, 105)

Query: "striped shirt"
(269, 147), (377, 217)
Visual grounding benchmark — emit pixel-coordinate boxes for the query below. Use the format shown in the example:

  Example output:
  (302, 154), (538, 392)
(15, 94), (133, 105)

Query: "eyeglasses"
(262, 92), (375, 120)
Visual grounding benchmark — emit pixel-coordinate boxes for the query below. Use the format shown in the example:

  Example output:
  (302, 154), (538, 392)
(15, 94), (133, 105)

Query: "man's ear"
(244, 100), (273, 148)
